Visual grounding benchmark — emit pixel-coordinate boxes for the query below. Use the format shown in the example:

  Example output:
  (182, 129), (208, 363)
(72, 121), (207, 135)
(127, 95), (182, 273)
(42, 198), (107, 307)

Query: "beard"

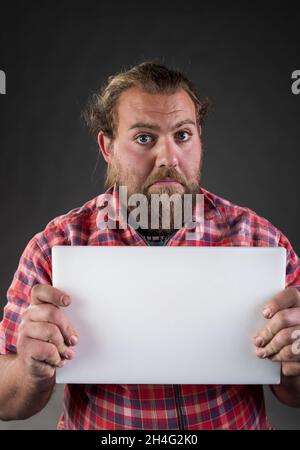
(104, 155), (202, 236)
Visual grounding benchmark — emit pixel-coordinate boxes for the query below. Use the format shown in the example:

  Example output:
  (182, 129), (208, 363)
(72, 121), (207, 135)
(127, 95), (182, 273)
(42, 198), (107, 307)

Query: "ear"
(98, 131), (113, 163)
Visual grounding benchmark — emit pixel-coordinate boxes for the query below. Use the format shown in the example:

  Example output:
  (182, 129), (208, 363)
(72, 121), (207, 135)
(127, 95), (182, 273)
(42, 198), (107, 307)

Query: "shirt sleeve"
(278, 232), (300, 292)
(0, 236), (52, 355)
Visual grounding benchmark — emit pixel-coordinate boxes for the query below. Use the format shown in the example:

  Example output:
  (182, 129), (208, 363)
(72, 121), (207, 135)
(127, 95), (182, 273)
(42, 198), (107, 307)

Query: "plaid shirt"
(1, 185), (300, 430)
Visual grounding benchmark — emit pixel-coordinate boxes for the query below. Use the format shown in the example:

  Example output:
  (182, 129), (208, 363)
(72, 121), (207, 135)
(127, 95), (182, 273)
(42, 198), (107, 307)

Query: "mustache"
(142, 168), (188, 191)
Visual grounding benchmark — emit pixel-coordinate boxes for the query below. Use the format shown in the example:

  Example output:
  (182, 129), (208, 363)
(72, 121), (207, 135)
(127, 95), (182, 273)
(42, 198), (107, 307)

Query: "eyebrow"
(128, 119), (197, 132)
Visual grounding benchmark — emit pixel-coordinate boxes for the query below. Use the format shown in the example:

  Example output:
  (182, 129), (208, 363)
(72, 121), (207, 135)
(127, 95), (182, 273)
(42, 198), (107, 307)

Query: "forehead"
(116, 87), (197, 129)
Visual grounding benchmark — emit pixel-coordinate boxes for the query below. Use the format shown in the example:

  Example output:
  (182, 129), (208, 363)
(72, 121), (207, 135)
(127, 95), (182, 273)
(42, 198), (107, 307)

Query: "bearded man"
(0, 62), (299, 430)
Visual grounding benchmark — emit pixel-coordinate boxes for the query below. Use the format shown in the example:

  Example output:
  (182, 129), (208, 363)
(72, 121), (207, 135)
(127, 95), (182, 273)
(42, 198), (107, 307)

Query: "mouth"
(150, 179), (183, 187)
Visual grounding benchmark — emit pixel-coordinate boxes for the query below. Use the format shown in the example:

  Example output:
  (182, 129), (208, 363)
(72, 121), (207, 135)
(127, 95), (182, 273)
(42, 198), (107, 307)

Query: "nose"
(155, 138), (179, 169)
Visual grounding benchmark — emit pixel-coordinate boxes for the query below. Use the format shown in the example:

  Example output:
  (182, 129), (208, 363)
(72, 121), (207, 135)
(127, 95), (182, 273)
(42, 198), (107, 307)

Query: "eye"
(136, 134), (153, 145)
(176, 130), (192, 141)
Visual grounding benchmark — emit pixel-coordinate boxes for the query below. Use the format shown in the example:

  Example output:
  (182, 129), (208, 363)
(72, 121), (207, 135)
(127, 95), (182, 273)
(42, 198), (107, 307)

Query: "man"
(0, 62), (299, 430)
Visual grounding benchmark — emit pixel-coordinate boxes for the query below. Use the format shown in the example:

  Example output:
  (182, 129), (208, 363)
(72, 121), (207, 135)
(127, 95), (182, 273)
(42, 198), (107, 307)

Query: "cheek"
(129, 142), (154, 164)
(116, 142), (141, 165)
(180, 146), (201, 174)
(115, 143), (154, 180)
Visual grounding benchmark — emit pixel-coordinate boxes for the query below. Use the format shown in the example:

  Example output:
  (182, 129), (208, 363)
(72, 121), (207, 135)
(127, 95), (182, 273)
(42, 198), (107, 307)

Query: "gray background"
(0, 1), (300, 429)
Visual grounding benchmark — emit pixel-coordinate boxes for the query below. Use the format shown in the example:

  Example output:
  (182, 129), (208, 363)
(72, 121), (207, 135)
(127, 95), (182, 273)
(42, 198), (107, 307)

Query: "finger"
(254, 307), (300, 345)
(24, 356), (58, 380)
(281, 362), (300, 377)
(22, 321), (76, 360)
(25, 339), (63, 368)
(255, 326), (300, 358)
(31, 284), (71, 308)
(22, 303), (79, 346)
(29, 359), (58, 379)
(262, 287), (300, 319)
(268, 344), (300, 363)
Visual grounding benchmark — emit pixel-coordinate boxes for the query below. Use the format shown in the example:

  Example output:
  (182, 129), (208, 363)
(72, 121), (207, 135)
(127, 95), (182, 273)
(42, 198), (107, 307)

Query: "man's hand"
(253, 287), (300, 377)
(16, 284), (79, 381)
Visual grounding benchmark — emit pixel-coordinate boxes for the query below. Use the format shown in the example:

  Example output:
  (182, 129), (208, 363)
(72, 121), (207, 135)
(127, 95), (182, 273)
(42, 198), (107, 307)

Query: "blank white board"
(52, 246), (286, 384)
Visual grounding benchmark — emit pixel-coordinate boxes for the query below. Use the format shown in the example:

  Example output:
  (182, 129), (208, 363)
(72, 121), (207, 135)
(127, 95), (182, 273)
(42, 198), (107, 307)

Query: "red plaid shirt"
(1, 185), (300, 430)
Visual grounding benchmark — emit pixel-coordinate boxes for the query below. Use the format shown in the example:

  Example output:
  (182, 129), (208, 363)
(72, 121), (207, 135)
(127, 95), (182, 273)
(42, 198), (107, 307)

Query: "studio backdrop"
(0, 1), (300, 430)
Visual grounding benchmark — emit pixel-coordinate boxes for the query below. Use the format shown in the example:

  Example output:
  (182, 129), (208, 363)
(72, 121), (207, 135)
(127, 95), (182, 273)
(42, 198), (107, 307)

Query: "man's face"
(101, 86), (202, 199)
(99, 88), (202, 234)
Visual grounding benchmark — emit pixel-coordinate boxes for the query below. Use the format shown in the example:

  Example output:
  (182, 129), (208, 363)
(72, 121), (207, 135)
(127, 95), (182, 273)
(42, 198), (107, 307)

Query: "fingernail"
(255, 336), (264, 347)
(256, 348), (267, 358)
(64, 349), (75, 360)
(262, 307), (272, 318)
(58, 360), (66, 368)
(69, 335), (78, 346)
(61, 295), (71, 306)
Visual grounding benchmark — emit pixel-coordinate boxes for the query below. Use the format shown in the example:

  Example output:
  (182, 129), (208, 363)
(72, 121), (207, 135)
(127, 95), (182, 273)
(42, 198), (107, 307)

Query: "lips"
(151, 179), (182, 185)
